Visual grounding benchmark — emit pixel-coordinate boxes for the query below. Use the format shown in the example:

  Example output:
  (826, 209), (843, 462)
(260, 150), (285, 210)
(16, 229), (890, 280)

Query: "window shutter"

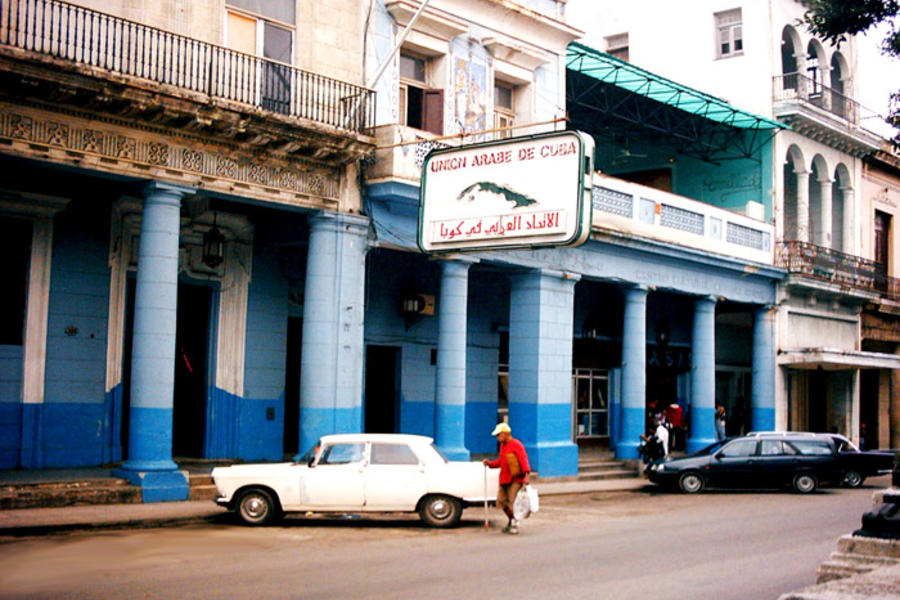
(423, 89), (444, 136)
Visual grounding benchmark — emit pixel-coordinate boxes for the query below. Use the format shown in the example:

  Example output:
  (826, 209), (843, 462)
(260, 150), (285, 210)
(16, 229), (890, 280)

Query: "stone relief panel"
(0, 106), (341, 205)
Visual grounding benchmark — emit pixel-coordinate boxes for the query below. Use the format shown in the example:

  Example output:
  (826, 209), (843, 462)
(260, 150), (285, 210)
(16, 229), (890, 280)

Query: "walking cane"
(483, 464), (490, 529)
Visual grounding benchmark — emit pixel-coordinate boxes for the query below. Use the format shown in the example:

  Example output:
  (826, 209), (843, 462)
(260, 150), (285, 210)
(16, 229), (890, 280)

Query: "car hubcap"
(430, 499), (450, 519)
(245, 496), (265, 518)
(845, 472), (861, 486)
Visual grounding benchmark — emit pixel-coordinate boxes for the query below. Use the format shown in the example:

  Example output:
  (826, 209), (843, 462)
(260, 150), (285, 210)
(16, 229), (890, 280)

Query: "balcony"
(775, 240), (900, 301)
(772, 73), (881, 156)
(592, 175), (774, 266)
(0, 0), (375, 162)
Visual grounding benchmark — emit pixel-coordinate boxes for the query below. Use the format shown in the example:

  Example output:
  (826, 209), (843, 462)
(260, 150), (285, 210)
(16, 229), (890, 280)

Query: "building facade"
(0, 0), (376, 499)
(569, 0), (899, 447)
(4, 0), (865, 499)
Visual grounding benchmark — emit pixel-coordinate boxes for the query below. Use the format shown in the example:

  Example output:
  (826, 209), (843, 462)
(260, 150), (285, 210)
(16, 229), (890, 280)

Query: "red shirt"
(487, 438), (531, 485)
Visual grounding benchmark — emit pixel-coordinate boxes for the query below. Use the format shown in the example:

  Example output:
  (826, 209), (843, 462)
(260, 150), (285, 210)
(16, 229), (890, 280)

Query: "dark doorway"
(808, 370), (827, 433)
(365, 345), (400, 433)
(283, 316), (302, 456)
(860, 370), (880, 449)
(173, 283), (212, 458)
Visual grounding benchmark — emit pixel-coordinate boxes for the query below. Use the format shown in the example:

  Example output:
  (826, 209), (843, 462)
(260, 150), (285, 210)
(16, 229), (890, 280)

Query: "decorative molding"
(0, 105), (343, 206)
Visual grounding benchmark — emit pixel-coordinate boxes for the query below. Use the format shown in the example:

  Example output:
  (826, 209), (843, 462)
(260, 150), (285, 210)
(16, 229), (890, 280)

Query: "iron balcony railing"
(0, 0), (375, 133)
(776, 240), (900, 300)
(773, 72), (871, 126)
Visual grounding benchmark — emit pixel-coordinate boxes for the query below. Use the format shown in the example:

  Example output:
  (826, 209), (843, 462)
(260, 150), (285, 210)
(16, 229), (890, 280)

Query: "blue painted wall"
(0, 346), (23, 468)
(42, 200), (110, 467)
(241, 246), (288, 461)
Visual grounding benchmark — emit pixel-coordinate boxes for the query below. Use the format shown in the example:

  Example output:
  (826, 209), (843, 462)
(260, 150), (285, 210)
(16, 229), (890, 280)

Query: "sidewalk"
(0, 477), (649, 538)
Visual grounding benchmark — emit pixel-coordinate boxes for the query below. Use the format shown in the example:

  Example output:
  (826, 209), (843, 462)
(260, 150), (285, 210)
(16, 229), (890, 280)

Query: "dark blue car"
(645, 433), (844, 494)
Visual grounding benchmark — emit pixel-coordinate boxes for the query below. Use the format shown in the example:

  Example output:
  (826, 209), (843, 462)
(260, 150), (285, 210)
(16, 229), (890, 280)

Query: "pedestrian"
(640, 419), (669, 458)
(665, 402), (684, 451)
(715, 404), (727, 441)
(483, 422), (530, 535)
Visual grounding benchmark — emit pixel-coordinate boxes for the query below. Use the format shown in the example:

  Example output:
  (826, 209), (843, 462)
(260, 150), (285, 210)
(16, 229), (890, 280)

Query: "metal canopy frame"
(566, 42), (787, 164)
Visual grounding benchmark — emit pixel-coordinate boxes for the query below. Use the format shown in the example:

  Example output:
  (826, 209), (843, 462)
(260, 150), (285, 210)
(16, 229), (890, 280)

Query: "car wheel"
(843, 469), (864, 488)
(678, 471), (705, 494)
(792, 472), (817, 494)
(418, 494), (462, 528)
(237, 488), (279, 526)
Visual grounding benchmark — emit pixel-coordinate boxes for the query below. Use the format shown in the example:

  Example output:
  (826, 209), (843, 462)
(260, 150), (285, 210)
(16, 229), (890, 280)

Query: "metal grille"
(727, 222), (767, 250)
(592, 186), (633, 218)
(660, 203), (704, 235)
(0, 0), (375, 133)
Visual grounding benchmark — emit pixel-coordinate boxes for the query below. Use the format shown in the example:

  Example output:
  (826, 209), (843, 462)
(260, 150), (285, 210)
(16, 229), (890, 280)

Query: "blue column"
(434, 259), (475, 460)
(298, 212), (369, 455)
(508, 270), (579, 477)
(616, 285), (648, 459)
(687, 296), (717, 453)
(751, 305), (776, 431)
(113, 183), (189, 502)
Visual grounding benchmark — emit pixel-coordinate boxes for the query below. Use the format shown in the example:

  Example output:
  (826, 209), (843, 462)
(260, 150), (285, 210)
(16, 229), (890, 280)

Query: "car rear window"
(789, 440), (834, 456)
(760, 440), (797, 456)
(371, 443), (419, 465)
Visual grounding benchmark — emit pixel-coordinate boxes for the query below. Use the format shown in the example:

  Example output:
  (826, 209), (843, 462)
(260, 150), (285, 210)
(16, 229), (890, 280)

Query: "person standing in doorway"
(715, 404), (727, 441)
(483, 423), (530, 534)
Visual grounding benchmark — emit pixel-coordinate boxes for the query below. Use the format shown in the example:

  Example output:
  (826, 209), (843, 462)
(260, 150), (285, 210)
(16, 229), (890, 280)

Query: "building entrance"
(173, 283), (212, 458)
(572, 368), (609, 442)
(365, 345), (400, 433)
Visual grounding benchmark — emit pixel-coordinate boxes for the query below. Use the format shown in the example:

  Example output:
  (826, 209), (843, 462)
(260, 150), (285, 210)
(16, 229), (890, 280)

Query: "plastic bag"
(513, 484), (539, 520)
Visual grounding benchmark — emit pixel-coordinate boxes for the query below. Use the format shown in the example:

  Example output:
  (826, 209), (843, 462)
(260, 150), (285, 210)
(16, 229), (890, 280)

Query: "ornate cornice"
(0, 103), (344, 207)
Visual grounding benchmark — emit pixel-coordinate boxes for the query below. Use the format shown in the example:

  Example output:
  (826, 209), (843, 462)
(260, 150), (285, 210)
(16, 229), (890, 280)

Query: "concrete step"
(836, 533), (900, 559)
(0, 471), (216, 508)
(190, 483), (218, 501)
(577, 469), (640, 481)
(0, 479), (141, 509)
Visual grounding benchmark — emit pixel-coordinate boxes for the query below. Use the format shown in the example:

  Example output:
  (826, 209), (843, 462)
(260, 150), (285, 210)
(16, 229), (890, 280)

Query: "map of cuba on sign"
(418, 130), (594, 252)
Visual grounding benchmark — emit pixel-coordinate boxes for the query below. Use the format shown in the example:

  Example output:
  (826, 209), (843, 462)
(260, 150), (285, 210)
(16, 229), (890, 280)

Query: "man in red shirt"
(483, 422), (531, 534)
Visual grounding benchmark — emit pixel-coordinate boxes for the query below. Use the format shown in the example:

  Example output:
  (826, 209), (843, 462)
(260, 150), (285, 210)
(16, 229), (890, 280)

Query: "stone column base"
(112, 468), (189, 503)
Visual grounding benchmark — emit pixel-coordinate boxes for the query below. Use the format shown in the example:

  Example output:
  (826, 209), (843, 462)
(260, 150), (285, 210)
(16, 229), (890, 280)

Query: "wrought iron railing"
(776, 240), (900, 300)
(0, 0), (375, 133)
(772, 72), (873, 126)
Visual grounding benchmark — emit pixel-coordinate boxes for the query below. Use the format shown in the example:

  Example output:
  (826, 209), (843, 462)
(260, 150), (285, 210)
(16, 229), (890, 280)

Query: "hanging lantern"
(202, 213), (226, 268)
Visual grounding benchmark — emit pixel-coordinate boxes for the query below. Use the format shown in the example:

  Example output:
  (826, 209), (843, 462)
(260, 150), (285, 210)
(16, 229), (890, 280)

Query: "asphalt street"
(0, 477), (887, 600)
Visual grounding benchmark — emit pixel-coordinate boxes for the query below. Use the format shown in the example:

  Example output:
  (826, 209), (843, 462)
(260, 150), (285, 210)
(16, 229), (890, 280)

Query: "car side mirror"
(308, 457), (316, 468)
(714, 453), (723, 461)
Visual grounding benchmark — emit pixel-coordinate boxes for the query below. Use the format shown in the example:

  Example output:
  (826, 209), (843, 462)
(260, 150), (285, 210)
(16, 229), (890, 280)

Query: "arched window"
(806, 41), (824, 101)
(781, 28), (799, 91)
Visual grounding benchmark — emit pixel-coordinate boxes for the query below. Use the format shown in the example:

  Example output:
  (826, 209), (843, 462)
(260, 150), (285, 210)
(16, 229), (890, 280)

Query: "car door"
(363, 442), (428, 511)
(300, 442), (366, 509)
(754, 440), (799, 487)
(707, 439), (759, 488)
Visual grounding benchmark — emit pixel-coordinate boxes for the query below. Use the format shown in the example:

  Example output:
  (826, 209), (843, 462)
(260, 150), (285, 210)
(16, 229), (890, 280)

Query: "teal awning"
(566, 41), (786, 162)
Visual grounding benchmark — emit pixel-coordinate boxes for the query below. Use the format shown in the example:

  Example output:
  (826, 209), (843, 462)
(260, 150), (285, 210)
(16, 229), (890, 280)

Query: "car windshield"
(293, 440), (321, 464)
(690, 440), (728, 456)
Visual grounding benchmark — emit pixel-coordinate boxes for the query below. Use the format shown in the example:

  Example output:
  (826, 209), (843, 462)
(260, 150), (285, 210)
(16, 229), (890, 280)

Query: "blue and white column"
(616, 285), (648, 459)
(434, 258), (476, 460)
(751, 305), (776, 431)
(113, 183), (189, 502)
(298, 212), (369, 455)
(508, 270), (579, 476)
(687, 296), (717, 453)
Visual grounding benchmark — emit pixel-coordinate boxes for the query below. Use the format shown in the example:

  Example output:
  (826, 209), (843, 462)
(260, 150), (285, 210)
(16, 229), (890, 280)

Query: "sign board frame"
(418, 130), (594, 253)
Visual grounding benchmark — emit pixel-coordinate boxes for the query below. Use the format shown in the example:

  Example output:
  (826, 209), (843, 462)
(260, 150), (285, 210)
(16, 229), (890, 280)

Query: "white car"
(212, 433), (499, 528)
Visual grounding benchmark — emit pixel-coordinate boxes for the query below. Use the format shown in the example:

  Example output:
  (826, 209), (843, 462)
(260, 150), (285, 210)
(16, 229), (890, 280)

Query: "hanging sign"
(418, 130), (594, 252)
